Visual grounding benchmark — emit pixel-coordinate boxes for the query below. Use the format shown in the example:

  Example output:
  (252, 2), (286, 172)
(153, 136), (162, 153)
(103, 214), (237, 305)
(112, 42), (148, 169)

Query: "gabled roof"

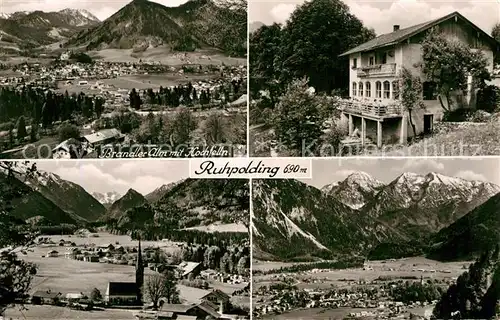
(83, 128), (123, 144)
(160, 303), (196, 313)
(196, 301), (221, 318)
(178, 261), (201, 277)
(107, 282), (137, 296)
(340, 11), (499, 57)
(202, 289), (230, 301)
(33, 290), (61, 299)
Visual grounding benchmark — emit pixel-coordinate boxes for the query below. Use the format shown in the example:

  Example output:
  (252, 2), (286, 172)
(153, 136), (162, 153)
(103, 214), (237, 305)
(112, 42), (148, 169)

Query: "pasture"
(90, 47), (246, 66)
(254, 257), (471, 291)
(4, 305), (136, 319)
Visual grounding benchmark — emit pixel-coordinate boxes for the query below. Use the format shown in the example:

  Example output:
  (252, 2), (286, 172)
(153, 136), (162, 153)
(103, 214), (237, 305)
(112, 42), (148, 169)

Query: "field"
(182, 223), (248, 233)
(254, 257), (470, 291)
(90, 47), (246, 66)
(4, 304), (136, 319)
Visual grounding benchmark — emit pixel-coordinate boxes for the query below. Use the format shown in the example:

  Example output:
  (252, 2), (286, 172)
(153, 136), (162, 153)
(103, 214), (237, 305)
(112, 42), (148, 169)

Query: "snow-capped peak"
(59, 8), (99, 22)
(92, 191), (121, 205)
(344, 171), (384, 191)
(0, 13), (11, 19)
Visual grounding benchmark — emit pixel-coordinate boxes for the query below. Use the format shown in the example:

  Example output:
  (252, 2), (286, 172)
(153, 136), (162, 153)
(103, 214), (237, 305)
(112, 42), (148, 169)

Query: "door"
(424, 114), (433, 134)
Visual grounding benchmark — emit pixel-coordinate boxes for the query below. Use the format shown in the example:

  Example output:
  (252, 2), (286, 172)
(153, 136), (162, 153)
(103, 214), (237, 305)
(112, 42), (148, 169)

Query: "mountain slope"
(367, 172), (500, 239)
(66, 0), (246, 55)
(145, 180), (184, 203)
(428, 192), (500, 261)
(106, 189), (147, 220)
(252, 179), (382, 261)
(24, 171), (106, 222)
(0, 171), (76, 225)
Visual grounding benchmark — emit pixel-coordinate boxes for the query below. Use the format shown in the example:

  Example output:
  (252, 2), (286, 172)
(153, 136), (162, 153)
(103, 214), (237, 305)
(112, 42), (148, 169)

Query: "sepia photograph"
(249, 0), (500, 157)
(0, 160), (250, 319)
(252, 158), (500, 319)
(0, 0), (247, 159)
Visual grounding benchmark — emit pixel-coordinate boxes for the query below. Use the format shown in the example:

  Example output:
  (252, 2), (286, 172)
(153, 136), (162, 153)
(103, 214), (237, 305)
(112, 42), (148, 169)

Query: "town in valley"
(0, 0), (247, 159)
(0, 161), (250, 319)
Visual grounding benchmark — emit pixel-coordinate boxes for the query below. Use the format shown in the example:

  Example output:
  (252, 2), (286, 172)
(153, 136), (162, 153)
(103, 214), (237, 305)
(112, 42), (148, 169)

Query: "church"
(104, 239), (144, 306)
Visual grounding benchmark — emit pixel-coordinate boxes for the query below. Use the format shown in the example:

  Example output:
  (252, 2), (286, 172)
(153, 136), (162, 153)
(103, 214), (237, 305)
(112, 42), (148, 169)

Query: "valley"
(251, 159), (500, 319)
(0, 0), (247, 159)
(0, 160), (251, 319)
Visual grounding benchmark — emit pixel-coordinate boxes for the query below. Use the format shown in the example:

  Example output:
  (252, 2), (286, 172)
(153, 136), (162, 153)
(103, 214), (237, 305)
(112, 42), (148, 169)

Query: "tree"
(16, 117), (27, 140)
(58, 123), (80, 142)
(273, 78), (327, 156)
(171, 108), (196, 146)
(145, 271), (180, 309)
(491, 24), (500, 64)
(201, 112), (227, 145)
(277, 0), (375, 93)
(90, 288), (102, 301)
(421, 30), (491, 111)
(400, 67), (425, 138)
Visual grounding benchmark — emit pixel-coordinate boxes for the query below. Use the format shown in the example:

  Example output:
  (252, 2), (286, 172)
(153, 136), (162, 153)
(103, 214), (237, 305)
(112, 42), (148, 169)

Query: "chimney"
(393, 25), (400, 31)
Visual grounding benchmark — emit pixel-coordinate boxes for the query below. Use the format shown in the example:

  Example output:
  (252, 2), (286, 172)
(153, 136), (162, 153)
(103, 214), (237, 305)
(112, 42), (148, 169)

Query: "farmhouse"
(201, 289), (231, 313)
(178, 261), (202, 279)
(158, 302), (228, 320)
(31, 290), (62, 305)
(339, 11), (499, 147)
(82, 128), (126, 147)
(46, 250), (59, 257)
(105, 282), (140, 305)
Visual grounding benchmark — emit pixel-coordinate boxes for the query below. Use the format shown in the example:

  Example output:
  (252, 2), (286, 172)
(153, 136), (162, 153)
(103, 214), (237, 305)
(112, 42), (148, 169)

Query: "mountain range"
(0, 0), (246, 56)
(253, 172), (500, 262)
(0, 9), (99, 52)
(0, 162), (249, 239)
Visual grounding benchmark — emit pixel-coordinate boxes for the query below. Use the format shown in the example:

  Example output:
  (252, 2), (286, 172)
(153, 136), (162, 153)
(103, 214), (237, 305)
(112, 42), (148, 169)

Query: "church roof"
(107, 282), (137, 296)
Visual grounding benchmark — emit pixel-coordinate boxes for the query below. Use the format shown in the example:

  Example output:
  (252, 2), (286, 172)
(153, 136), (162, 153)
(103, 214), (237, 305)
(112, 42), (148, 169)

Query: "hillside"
(66, 0), (246, 55)
(24, 170), (106, 222)
(145, 180), (184, 203)
(253, 173), (500, 261)
(0, 8), (99, 50)
(429, 192), (500, 261)
(0, 171), (76, 225)
(105, 188), (147, 221)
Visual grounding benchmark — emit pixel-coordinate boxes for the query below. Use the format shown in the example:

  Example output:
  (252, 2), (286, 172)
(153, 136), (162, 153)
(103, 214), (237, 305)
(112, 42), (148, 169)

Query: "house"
(104, 282), (139, 305)
(82, 128), (125, 147)
(339, 11), (500, 147)
(31, 290), (62, 305)
(65, 292), (84, 302)
(178, 261), (202, 279)
(201, 289), (231, 313)
(52, 138), (86, 159)
(158, 303), (222, 319)
(47, 250), (59, 257)
(83, 254), (99, 262)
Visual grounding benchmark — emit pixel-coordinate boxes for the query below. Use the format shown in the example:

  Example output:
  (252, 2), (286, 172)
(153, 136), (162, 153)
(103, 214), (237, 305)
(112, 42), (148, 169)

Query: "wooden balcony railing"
(356, 63), (397, 77)
(339, 99), (402, 117)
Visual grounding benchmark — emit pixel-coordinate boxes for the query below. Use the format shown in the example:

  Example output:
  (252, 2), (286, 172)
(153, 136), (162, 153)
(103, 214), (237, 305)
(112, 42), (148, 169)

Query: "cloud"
(454, 170), (487, 182)
(254, 0), (500, 35)
(270, 3), (297, 24)
(401, 158), (445, 173)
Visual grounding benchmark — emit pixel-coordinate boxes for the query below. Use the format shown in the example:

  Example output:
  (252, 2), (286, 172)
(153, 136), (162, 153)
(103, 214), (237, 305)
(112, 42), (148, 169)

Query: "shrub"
(476, 85), (500, 113)
(58, 124), (81, 142)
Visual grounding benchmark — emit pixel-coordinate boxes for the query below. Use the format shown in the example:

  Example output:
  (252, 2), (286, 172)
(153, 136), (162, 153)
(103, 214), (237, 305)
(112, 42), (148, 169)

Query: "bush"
(58, 124), (81, 142)
(476, 85), (500, 113)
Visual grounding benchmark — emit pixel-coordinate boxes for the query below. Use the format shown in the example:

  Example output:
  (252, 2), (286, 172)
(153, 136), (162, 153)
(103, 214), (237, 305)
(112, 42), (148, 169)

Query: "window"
(381, 52), (387, 64)
(392, 81), (400, 100)
(369, 57), (375, 66)
(358, 82), (363, 97)
(365, 82), (371, 97)
(352, 82), (357, 96)
(383, 81), (390, 99)
(375, 81), (382, 98)
(423, 81), (437, 100)
(352, 58), (357, 69)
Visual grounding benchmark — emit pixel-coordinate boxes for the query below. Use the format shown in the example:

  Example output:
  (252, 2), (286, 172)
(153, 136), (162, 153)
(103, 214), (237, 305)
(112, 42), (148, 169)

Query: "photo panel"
(0, 0), (248, 160)
(0, 160), (250, 319)
(251, 157), (500, 319)
(249, 0), (500, 157)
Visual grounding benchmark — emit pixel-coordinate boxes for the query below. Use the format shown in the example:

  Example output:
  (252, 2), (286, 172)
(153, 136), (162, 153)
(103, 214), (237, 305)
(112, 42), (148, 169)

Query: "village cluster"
(1, 233), (250, 320)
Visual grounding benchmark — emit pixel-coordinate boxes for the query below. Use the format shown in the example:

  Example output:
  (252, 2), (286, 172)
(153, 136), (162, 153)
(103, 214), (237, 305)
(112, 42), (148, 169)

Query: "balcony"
(356, 63), (397, 78)
(339, 98), (403, 118)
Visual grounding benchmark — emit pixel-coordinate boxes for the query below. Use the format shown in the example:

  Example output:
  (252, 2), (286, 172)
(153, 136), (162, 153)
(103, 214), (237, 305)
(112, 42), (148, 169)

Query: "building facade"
(339, 11), (498, 147)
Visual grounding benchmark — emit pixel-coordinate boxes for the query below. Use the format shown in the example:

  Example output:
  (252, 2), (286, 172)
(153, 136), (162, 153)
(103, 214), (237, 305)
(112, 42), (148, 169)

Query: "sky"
(302, 158), (500, 189)
(36, 160), (189, 196)
(249, 0), (500, 36)
(0, 0), (190, 21)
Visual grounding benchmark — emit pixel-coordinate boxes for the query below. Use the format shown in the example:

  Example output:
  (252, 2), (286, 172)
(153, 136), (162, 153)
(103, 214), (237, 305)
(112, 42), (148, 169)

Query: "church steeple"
(135, 237), (144, 303)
